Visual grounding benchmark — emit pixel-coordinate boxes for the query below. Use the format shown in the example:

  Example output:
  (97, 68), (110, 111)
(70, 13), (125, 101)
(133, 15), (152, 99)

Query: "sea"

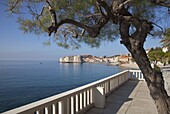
(0, 60), (127, 113)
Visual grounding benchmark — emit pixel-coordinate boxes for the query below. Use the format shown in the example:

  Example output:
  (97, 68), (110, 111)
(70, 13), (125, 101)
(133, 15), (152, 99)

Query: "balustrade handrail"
(129, 69), (141, 72)
(2, 70), (142, 114)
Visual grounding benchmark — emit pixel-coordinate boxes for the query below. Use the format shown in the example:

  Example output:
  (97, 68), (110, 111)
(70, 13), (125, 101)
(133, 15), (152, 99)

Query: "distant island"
(59, 54), (134, 66)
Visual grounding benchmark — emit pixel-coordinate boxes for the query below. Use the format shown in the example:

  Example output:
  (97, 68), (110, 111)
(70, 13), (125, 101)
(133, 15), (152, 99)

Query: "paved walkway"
(85, 80), (158, 114)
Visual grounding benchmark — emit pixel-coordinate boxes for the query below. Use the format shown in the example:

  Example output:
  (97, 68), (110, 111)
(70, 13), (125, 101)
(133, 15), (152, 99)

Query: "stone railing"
(2, 70), (143, 114)
(129, 70), (144, 81)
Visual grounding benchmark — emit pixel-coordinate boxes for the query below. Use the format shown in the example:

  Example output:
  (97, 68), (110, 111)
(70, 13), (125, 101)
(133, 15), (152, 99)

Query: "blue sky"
(0, 5), (162, 60)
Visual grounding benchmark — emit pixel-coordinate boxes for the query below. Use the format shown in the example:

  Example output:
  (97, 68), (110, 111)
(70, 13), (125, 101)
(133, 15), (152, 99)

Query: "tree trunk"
(123, 39), (170, 114)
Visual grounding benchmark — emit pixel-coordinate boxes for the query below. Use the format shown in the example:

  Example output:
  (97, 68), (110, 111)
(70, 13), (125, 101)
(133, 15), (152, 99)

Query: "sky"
(0, 4), (162, 60)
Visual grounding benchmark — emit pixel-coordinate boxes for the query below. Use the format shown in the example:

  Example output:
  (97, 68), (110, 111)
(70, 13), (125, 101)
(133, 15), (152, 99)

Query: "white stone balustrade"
(129, 70), (144, 81)
(2, 70), (143, 114)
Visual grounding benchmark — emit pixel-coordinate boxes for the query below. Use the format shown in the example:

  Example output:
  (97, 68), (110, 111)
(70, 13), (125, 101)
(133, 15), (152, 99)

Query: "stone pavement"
(85, 80), (158, 114)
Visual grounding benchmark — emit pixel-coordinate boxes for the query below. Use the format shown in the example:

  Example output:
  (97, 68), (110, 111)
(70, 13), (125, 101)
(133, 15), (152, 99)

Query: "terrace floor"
(85, 80), (158, 114)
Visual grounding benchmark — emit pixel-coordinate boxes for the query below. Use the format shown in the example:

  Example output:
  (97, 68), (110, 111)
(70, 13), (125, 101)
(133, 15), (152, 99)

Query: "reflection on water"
(59, 63), (83, 77)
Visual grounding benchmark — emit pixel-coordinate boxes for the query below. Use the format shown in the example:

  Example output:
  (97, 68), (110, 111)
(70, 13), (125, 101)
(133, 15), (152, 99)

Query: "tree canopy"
(148, 47), (165, 63)
(4, 0), (170, 49)
(161, 28), (170, 49)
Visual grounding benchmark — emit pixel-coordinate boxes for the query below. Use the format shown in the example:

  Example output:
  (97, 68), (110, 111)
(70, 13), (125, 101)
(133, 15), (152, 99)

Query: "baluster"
(86, 90), (88, 106)
(58, 101), (62, 114)
(106, 81), (108, 94)
(71, 96), (76, 114)
(142, 73), (144, 80)
(132, 71), (134, 79)
(99, 84), (101, 87)
(67, 98), (71, 114)
(132, 72), (135, 79)
(133, 72), (135, 79)
(110, 79), (113, 90)
(110, 79), (112, 90)
(73, 96), (76, 114)
(108, 80), (110, 93)
(113, 78), (116, 88)
(58, 99), (68, 114)
(45, 107), (48, 114)
(116, 77), (118, 87)
(90, 88), (93, 104)
(35, 110), (39, 114)
(52, 103), (58, 114)
(76, 94), (80, 112)
(126, 72), (129, 80)
(126, 72), (128, 80)
(137, 72), (139, 79)
(136, 72), (138, 79)
(83, 91), (87, 108)
(120, 75), (122, 83)
(139, 72), (141, 80)
(142, 72), (143, 80)
(124, 73), (126, 81)
(121, 75), (123, 84)
(104, 82), (106, 94)
(36, 108), (44, 114)
(117, 76), (119, 87)
(45, 104), (52, 114)
(128, 71), (130, 79)
(80, 92), (84, 109)
(123, 73), (125, 82)
(119, 75), (121, 84)
(113, 77), (118, 88)
(87, 90), (90, 105)
(123, 74), (125, 82)
(114, 78), (116, 88)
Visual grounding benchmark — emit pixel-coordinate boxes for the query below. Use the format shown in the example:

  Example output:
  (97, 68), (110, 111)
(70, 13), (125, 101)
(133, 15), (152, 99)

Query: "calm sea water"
(0, 60), (126, 113)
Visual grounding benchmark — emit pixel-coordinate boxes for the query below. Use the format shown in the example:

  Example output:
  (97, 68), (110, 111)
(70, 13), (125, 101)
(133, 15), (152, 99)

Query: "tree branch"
(96, 2), (107, 17)
(96, 0), (111, 14)
(45, 0), (58, 36)
(96, 0), (117, 23)
(119, 16), (153, 45)
(119, 0), (133, 9)
(5, 0), (19, 13)
(36, 6), (46, 20)
(48, 16), (109, 38)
